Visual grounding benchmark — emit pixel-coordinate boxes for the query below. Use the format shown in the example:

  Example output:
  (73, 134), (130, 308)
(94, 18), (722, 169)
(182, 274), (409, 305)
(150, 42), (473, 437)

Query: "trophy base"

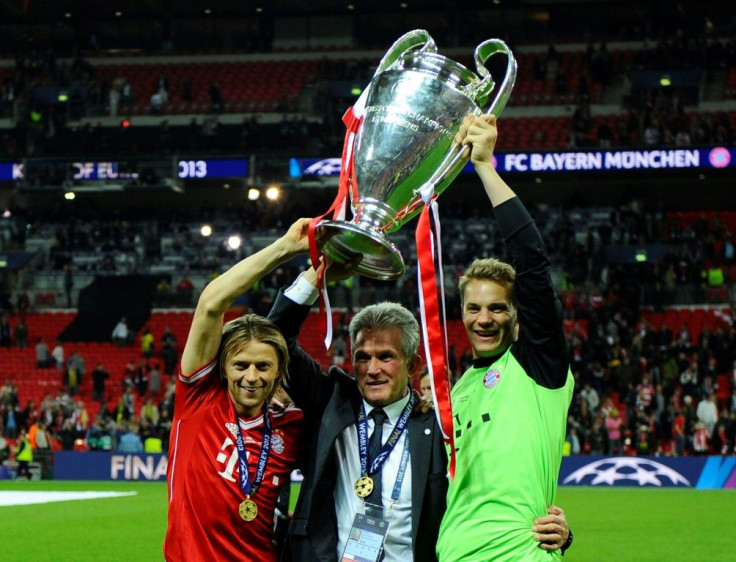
(315, 221), (405, 280)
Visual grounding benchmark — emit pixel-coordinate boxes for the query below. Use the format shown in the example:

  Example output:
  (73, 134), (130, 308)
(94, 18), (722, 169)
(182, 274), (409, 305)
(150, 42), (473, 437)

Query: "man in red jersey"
(164, 218), (312, 562)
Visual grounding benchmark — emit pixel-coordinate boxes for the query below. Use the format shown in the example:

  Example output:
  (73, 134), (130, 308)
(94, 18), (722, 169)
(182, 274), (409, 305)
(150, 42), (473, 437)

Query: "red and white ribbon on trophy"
(309, 95), (457, 478)
(415, 187), (456, 480)
(307, 103), (363, 349)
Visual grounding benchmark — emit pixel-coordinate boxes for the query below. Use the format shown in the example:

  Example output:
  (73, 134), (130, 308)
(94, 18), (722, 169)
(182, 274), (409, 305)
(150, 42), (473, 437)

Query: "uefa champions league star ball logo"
(483, 369), (501, 389)
(303, 158), (342, 176)
(563, 457), (690, 487)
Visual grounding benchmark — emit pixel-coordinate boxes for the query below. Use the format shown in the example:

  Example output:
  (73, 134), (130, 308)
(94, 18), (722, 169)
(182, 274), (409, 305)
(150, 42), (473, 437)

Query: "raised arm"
(267, 257), (359, 414)
(181, 218), (311, 376)
(456, 113), (568, 388)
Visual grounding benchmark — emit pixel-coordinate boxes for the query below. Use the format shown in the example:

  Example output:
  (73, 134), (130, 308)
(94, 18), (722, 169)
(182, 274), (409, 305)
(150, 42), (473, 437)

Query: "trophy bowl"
(315, 30), (517, 280)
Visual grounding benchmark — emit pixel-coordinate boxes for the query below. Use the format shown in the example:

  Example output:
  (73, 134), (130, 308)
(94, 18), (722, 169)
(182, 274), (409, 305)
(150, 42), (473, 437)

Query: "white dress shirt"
(284, 274), (414, 561)
(334, 394), (413, 561)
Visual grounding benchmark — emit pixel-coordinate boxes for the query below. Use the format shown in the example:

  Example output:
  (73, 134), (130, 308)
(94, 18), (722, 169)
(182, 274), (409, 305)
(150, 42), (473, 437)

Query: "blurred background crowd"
(0, 0), (735, 477)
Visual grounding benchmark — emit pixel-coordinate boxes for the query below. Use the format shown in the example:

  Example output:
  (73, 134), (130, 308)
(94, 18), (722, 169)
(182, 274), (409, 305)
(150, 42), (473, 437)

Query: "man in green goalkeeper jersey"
(436, 114), (574, 561)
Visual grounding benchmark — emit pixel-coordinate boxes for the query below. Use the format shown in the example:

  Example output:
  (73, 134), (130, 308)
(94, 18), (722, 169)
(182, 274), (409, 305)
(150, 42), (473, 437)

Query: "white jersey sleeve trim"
(179, 361), (215, 384)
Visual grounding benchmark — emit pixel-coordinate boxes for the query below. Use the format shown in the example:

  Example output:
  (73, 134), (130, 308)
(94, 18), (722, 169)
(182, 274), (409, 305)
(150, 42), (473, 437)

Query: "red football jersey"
(164, 362), (303, 561)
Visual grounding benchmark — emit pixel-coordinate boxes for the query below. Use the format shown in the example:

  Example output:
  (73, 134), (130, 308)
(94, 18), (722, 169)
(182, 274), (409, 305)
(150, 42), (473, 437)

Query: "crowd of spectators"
(2, 28), (736, 160)
(1, 192), (734, 473)
(559, 287), (735, 458)
(0, 321), (179, 477)
(1, 13), (736, 475)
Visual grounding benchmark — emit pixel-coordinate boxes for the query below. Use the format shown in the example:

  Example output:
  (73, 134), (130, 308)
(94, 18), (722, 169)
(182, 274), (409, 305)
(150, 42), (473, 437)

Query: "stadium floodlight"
(265, 186), (280, 200)
(227, 235), (242, 250)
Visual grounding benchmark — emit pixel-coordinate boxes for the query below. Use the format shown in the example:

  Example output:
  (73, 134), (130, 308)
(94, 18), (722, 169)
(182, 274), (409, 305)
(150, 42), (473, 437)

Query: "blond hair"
(217, 314), (289, 403)
(458, 258), (516, 304)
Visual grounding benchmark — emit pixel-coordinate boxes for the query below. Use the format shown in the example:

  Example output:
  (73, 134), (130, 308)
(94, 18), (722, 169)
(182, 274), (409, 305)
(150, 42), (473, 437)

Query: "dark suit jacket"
(269, 290), (447, 562)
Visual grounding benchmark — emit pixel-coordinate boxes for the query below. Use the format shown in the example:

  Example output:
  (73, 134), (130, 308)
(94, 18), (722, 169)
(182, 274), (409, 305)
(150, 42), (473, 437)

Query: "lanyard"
(389, 434), (410, 504)
(235, 406), (272, 498)
(356, 392), (415, 476)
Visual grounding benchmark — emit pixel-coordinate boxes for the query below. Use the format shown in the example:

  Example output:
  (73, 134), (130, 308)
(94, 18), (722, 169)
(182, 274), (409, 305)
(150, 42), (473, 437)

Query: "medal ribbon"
(356, 392), (415, 477)
(235, 405), (273, 498)
(415, 200), (455, 480)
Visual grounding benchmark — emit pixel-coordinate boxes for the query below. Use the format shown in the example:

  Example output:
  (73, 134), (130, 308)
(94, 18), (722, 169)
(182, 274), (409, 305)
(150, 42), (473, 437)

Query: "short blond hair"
(458, 258), (516, 304)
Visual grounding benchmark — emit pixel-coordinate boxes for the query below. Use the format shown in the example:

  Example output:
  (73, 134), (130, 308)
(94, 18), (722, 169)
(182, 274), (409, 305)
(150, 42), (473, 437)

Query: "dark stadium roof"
(0, 0), (673, 23)
(5, 0), (487, 21)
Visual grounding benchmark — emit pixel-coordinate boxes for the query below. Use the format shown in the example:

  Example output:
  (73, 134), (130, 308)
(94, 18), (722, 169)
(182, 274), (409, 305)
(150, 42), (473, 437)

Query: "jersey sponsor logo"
(216, 435), (239, 482)
(483, 368), (501, 389)
(452, 410), (492, 444)
(215, 422), (283, 484)
(563, 457), (691, 487)
(272, 431), (285, 455)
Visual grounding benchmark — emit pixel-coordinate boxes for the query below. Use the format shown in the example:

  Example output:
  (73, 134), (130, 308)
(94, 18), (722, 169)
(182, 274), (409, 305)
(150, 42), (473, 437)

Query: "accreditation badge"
(340, 512), (390, 562)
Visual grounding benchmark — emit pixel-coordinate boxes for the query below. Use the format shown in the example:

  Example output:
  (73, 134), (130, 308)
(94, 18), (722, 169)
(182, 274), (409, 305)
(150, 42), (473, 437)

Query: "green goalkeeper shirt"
(436, 350), (573, 561)
(437, 197), (574, 561)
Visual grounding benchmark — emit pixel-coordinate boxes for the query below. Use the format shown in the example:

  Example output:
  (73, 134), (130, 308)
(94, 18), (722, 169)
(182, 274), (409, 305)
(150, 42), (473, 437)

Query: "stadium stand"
(1, 0), (735, 468)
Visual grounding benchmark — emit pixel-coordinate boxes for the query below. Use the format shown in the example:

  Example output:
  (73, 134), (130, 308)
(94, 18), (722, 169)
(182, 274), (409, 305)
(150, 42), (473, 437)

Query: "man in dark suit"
(269, 263), (569, 562)
(269, 267), (446, 561)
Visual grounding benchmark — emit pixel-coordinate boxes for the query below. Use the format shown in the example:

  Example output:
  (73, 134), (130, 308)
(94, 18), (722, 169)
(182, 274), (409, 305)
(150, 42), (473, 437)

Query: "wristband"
(561, 529), (573, 556)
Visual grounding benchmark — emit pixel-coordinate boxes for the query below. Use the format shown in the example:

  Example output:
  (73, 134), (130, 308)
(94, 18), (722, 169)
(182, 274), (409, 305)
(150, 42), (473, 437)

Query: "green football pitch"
(1, 481), (734, 561)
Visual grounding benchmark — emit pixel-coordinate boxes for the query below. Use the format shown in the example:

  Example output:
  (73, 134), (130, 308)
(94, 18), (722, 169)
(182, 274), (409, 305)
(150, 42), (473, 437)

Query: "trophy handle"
(354, 30), (437, 117)
(473, 39), (518, 116)
(374, 29), (437, 75)
(413, 40), (517, 203)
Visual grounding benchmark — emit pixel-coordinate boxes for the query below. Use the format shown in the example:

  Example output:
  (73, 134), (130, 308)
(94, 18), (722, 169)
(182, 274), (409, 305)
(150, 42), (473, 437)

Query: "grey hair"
(348, 302), (420, 359)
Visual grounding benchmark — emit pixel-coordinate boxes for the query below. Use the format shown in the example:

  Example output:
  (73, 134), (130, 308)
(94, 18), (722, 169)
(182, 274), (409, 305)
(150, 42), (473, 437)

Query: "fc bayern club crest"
(271, 432), (285, 454)
(483, 369), (501, 389)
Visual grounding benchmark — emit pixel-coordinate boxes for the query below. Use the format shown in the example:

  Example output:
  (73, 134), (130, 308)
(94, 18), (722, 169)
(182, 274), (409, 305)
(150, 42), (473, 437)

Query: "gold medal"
(354, 476), (374, 498)
(239, 498), (258, 521)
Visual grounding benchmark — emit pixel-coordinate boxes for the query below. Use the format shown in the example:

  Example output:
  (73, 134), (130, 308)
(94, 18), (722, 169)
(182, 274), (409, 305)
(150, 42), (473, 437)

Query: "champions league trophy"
(315, 29), (517, 279)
